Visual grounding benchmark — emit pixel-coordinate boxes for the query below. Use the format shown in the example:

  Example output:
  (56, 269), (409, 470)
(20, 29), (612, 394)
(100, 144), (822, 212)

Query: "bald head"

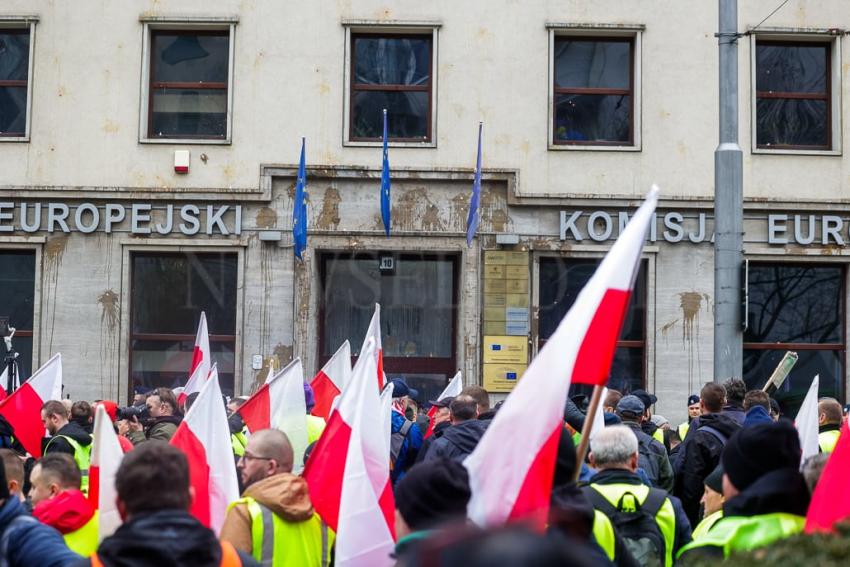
(249, 429), (294, 474)
(819, 398), (843, 426)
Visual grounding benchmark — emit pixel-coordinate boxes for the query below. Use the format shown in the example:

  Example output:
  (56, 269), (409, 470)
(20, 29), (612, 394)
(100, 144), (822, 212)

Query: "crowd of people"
(0, 375), (842, 566)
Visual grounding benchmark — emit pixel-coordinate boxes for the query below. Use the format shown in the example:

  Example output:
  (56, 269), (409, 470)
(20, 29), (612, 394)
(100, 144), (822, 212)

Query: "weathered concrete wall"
(0, 1), (847, 203)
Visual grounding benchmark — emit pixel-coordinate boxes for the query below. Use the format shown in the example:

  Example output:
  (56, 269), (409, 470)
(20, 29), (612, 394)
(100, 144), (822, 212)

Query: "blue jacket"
(0, 496), (80, 567)
(390, 411), (423, 484)
(743, 406), (773, 428)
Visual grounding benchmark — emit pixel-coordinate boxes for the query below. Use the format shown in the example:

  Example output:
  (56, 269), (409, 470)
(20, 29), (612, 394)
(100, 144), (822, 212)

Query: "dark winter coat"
(722, 404), (747, 426)
(72, 509), (259, 567)
(422, 419), (489, 462)
(414, 420), (451, 464)
(43, 421), (92, 456)
(0, 494), (80, 567)
(673, 412), (741, 526)
(128, 415), (183, 445)
(622, 421), (674, 492)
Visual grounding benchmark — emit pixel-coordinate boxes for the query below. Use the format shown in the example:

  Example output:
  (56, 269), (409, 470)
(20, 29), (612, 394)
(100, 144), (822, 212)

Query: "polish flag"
(795, 375), (820, 464)
(464, 187), (658, 530)
(588, 387), (609, 442)
(806, 423), (850, 532)
(303, 338), (395, 567)
(424, 371), (463, 438)
(89, 404), (125, 541)
(361, 304), (385, 389)
(179, 312), (211, 405)
(170, 364), (239, 534)
(0, 367), (8, 402)
(0, 353), (63, 457)
(310, 341), (351, 420)
(237, 358), (309, 473)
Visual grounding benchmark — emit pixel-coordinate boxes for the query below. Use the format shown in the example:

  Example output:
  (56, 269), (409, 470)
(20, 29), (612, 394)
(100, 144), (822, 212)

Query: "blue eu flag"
(466, 122), (483, 247)
(381, 109), (391, 237)
(293, 138), (308, 260)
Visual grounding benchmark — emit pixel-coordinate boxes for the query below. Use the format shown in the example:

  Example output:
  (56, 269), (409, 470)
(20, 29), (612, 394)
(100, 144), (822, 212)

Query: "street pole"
(714, 0), (744, 382)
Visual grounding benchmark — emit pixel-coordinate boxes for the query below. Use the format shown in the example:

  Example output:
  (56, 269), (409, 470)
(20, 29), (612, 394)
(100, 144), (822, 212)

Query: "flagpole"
(573, 384), (604, 482)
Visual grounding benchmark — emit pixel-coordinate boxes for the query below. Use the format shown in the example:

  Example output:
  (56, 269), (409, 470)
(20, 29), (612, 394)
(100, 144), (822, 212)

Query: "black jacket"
(43, 421), (92, 457)
(588, 469), (692, 557)
(673, 412), (741, 526)
(723, 467), (810, 518)
(72, 510), (259, 567)
(414, 421), (451, 464)
(722, 404), (746, 426)
(422, 419), (489, 462)
(622, 421), (674, 492)
(550, 483), (638, 567)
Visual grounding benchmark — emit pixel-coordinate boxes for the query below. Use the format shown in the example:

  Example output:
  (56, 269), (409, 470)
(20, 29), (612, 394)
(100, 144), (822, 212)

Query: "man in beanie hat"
(393, 457), (471, 561)
(616, 395), (674, 491)
(691, 465), (724, 539)
(677, 421), (809, 561)
(0, 448), (80, 566)
(674, 382), (740, 526)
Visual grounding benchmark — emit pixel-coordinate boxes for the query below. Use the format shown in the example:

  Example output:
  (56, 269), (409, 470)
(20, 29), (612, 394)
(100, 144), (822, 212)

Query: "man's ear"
(188, 485), (196, 508)
(49, 482), (62, 498)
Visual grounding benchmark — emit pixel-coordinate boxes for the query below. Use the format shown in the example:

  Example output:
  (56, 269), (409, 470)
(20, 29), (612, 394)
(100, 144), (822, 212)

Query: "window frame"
(317, 251), (459, 384)
(138, 18), (237, 145)
(0, 244), (40, 379)
(0, 17), (37, 142)
(742, 261), (846, 407)
(532, 253), (651, 391)
(122, 243), (244, 401)
(342, 22), (440, 148)
(750, 32), (841, 155)
(547, 24), (643, 152)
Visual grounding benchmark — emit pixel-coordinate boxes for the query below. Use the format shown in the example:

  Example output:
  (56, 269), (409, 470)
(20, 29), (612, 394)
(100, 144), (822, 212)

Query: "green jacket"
(128, 416), (182, 445)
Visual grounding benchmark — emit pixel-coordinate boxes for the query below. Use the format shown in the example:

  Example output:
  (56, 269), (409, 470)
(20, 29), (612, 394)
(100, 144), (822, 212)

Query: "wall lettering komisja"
(560, 211), (710, 243)
(0, 202), (242, 236)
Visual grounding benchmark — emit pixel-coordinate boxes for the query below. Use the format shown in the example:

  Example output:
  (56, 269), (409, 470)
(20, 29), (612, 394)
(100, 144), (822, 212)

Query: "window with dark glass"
(148, 30), (230, 139)
(538, 258), (646, 392)
(756, 41), (830, 150)
(553, 37), (633, 145)
(130, 252), (237, 396)
(320, 252), (457, 402)
(0, 28), (30, 137)
(0, 251), (35, 379)
(350, 34), (432, 142)
(744, 264), (843, 416)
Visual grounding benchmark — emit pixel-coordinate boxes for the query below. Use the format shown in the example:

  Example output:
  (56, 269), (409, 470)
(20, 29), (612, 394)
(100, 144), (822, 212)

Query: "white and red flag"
(795, 375), (820, 465)
(464, 187), (658, 530)
(588, 387), (609, 442)
(0, 366), (8, 402)
(89, 404), (125, 540)
(180, 312), (211, 405)
(361, 304), (385, 389)
(424, 371), (463, 438)
(237, 358), (309, 472)
(170, 364), (239, 534)
(310, 341), (351, 420)
(0, 353), (63, 457)
(303, 338), (395, 567)
(807, 422), (850, 532)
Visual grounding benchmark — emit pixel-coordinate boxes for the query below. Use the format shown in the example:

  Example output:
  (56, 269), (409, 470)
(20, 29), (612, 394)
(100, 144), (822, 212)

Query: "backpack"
(390, 419), (414, 467)
(584, 486), (668, 567)
(635, 434), (661, 486)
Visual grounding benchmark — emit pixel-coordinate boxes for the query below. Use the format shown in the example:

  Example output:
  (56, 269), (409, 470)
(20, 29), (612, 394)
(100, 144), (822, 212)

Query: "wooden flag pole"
(572, 384), (604, 482)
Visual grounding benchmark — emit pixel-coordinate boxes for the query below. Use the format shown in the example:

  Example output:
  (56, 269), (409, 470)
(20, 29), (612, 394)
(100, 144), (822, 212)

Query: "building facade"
(1, 1), (848, 422)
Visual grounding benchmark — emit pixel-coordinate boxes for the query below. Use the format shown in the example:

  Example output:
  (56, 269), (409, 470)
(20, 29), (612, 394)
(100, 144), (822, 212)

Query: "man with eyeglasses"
(221, 429), (333, 567)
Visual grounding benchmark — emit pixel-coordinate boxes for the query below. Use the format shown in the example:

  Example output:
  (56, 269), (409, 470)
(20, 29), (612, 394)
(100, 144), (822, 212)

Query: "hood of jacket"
(55, 421), (93, 447)
(722, 404), (747, 425)
(439, 419), (489, 455)
(724, 467), (810, 518)
(0, 494), (26, 533)
(243, 473), (314, 522)
(696, 411), (741, 438)
(96, 510), (225, 567)
(820, 423), (842, 434)
(743, 406), (773, 428)
(32, 489), (95, 534)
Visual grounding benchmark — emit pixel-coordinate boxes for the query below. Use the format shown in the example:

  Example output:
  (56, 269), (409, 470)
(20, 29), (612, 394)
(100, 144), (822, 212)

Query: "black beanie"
(722, 421), (801, 492)
(395, 458), (471, 531)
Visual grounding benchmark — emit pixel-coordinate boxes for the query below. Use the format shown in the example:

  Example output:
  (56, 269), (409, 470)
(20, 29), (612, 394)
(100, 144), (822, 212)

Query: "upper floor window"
(552, 36), (635, 147)
(345, 26), (438, 146)
(755, 40), (831, 151)
(140, 20), (235, 144)
(0, 22), (35, 141)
